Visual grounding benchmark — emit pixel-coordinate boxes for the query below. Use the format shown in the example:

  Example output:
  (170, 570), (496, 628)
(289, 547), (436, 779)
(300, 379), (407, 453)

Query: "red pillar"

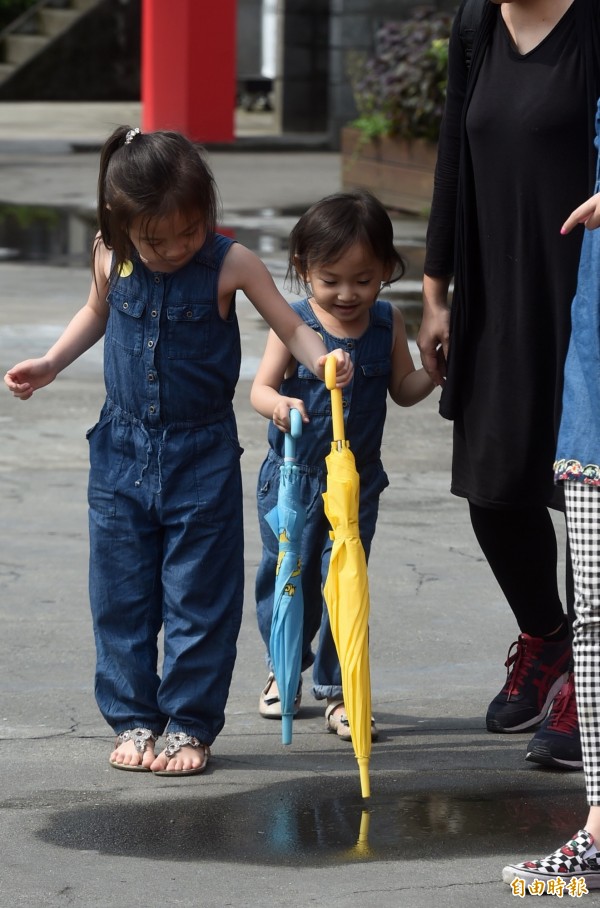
(141, 0), (236, 143)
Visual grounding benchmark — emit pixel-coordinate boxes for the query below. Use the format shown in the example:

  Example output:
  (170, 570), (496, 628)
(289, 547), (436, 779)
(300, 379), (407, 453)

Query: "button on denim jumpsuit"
(255, 299), (391, 699)
(87, 233), (243, 745)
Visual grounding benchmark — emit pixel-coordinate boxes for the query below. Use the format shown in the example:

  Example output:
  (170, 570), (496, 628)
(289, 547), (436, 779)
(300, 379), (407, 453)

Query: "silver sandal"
(109, 727), (158, 772)
(152, 732), (210, 776)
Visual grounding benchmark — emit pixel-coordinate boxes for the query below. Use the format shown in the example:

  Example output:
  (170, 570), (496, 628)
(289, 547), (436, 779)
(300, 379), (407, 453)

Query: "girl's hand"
(4, 358), (57, 400)
(272, 397), (308, 433)
(561, 192), (600, 234)
(316, 348), (353, 387)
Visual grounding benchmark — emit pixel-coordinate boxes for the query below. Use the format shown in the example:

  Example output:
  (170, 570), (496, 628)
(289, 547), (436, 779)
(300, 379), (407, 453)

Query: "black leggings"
(468, 502), (574, 637)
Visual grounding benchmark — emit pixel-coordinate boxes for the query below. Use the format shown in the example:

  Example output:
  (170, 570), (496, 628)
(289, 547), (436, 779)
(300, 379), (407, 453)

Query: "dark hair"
(287, 189), (405, 292)
(94, 126), (219, 276)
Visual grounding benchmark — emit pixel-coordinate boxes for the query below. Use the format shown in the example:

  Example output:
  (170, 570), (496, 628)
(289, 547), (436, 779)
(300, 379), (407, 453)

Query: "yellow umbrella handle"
(325, 354), (345, 443)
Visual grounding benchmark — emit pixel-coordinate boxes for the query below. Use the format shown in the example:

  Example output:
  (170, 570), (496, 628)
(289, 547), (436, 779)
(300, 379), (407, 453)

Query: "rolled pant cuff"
(312, 685), (343, 700)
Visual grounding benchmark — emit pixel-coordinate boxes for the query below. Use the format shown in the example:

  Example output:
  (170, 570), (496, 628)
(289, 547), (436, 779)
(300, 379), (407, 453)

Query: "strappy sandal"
(325, 701), (379, 742)
(152, 732), (210, 777)
(259, 671), (302, 719)
(109, 727), (158, 771)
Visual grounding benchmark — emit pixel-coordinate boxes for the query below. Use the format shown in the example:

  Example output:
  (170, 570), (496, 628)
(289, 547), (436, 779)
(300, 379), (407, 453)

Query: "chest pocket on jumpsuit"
(294, 364), (333, 418)
(106, 286), (146, 356)
(361, 360), (391, 380)
(166, 301), (212, 360)
(356, 358), (391, 401)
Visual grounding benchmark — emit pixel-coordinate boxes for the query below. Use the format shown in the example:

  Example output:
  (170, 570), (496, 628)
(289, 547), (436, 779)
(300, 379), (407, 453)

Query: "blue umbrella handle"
(284, 407), (303, 461)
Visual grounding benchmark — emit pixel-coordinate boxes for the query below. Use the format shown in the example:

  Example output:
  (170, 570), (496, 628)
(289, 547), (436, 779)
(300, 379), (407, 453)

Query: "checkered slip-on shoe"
(502, 830), (600, 888)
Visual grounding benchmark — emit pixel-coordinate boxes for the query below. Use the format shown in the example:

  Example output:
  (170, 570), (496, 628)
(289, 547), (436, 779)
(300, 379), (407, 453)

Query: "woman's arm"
(423, 4), (469, 278)
(418, 3), (470, 386)
(417, 273), (452, 386)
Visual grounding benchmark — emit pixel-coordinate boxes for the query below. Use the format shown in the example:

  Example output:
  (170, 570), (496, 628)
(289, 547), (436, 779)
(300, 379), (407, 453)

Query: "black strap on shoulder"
(459, 0), (487, 68)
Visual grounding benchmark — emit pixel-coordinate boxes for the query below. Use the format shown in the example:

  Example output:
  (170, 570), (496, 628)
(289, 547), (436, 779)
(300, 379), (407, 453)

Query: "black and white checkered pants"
(566, 480), (600, 805)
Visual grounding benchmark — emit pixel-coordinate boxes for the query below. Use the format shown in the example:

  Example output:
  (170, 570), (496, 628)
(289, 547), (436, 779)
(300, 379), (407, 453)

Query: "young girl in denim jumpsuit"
(251, 190), (434, 740)
(4, 126), (352, 776)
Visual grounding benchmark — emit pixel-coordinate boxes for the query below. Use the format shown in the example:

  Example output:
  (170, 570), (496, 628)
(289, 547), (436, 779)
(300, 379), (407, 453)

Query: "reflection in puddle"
(0, 202), (293, 265)
(0, 203), (427, 281)
(25, 777), (584, 866)
(0, 203), (96, 265)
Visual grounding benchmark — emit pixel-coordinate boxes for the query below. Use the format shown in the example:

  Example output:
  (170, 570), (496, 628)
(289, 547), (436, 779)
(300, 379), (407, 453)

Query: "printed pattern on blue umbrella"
(265, 408), (306, 744)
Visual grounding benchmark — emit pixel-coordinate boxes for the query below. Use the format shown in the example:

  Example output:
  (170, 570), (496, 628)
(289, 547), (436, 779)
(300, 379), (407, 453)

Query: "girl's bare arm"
(220, 244), (353, 387)
(5, 242), (111, 400)
(389, 306), (435, 407)
(250, 328), (308, 432)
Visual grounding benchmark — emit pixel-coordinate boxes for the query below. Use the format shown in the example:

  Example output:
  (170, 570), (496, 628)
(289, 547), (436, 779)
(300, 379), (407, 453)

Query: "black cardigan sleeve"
(423, 1), (470, 278)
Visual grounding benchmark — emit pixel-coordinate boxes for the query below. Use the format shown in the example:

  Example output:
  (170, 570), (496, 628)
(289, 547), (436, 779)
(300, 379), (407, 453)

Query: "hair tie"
(124, 127), (141, 145)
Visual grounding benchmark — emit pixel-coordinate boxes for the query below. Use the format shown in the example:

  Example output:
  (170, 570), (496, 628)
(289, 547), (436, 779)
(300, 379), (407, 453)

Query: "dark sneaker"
(502, 829), (600, 889)
(525, 673), (582, 770)
(486, 632), (570, 733)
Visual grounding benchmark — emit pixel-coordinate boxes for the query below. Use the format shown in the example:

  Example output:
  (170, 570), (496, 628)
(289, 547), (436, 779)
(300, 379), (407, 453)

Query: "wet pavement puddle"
(0, 201), (298, 265)
(1, 777), (584, 865)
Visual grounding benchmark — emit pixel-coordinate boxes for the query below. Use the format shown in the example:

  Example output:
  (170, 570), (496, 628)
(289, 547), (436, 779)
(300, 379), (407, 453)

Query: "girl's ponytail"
(97, 125), (132, 251)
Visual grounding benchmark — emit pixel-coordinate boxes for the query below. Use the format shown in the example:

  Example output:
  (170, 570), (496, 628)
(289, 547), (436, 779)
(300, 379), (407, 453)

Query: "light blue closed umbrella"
(265, 408), (306, 745)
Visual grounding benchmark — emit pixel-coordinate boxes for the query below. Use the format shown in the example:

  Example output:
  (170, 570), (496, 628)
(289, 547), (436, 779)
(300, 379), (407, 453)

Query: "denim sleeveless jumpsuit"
(87, 233), (244, 745)
(255, 298), (392, 699)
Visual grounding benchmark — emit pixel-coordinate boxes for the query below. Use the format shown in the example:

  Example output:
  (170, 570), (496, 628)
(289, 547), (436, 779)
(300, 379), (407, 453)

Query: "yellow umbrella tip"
(358, 759), (371, 799)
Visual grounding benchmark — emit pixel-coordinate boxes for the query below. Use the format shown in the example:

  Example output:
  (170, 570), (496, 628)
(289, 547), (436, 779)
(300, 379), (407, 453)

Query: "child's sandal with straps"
(325, 701), (379, 742)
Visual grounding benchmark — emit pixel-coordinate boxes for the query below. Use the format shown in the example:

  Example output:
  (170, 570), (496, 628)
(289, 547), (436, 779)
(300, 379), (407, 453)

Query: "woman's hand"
(418, 275), (451, 387)
(561, 192), (600, 234)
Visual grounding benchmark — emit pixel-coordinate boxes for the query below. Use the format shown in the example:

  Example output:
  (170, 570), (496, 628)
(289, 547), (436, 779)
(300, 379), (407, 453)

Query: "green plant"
(0, 0), (38, 33)
(349, 6), (453, 143)
(0, 203), (60, 228)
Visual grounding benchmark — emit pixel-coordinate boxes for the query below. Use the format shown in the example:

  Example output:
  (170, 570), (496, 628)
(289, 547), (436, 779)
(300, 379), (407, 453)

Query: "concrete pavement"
(0, 103), (584, 908)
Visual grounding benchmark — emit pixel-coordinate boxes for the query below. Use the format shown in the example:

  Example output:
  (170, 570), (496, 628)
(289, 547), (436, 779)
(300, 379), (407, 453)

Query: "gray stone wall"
(273, 0), (458, 142)
(275, 0), (329, 133)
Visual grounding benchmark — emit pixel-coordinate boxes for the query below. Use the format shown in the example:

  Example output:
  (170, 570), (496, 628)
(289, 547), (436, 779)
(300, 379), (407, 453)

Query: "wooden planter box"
(341, 126), (438, 216)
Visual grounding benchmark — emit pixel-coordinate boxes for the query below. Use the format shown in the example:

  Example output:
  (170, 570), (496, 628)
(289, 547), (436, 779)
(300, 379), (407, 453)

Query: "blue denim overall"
(255, 298), (391, 699)
(87, 233), (244, 745)
(555, 99), (600, 485)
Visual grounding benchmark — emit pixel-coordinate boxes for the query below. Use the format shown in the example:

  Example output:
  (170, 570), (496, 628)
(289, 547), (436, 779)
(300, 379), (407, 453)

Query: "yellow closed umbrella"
(322, 355), (372, 799)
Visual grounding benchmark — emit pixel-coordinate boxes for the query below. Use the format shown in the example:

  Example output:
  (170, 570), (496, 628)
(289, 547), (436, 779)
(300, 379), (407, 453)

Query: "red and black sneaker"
(486, 632), (571, 733)
(525, 673), (582, 770)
